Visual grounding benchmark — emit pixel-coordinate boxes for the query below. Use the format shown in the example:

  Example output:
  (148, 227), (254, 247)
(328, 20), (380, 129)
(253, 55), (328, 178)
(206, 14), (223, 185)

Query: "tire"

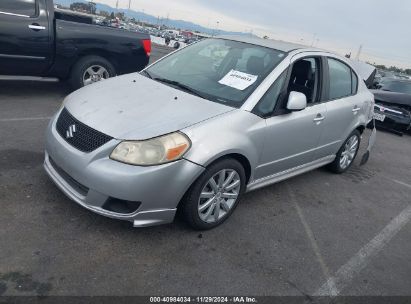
(328, 130), (361, 174)
(181, 158), (246, 230)
(69, 55), (116, 90)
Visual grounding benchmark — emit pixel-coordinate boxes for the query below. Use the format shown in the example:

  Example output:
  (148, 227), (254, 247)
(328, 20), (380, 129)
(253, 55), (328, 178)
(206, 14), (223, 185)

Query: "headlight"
(110, 132), (191, 166)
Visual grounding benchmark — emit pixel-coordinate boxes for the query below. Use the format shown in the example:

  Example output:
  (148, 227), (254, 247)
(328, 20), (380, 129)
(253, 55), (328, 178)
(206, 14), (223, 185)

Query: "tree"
(371, 62), (411, 75)
(110, 12), (115, 19)
(88, 2), (96, 14)
(388, 66), (401, 73)
(99, 10), (110, 18)
(70, 2), (88, 12)
(115, 12), (125, 20)
(374, 64), (387, 70)
(70, 2), (96, 14)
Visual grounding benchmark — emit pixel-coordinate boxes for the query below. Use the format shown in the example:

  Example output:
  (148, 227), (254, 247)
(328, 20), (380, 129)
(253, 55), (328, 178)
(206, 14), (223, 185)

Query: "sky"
(94, 0), (411, 69)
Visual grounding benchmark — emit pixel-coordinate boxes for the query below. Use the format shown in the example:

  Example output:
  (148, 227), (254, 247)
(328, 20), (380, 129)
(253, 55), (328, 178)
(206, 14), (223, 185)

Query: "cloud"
(95, 0), (411, 68)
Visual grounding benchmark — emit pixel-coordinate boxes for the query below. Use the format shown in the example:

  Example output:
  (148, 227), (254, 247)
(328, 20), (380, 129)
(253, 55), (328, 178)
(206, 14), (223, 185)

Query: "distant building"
(180, 30), (193, 39)
(195, 32), (211, 39)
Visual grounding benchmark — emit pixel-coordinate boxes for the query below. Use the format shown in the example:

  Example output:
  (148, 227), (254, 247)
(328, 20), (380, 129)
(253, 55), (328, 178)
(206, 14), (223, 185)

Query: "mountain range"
(55, 0), (254, 36)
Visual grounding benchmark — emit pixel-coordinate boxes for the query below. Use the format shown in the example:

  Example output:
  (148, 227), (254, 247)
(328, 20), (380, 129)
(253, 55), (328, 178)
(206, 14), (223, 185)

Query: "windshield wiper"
(140, 70), (152, 79)
(153, 77), (209, 100)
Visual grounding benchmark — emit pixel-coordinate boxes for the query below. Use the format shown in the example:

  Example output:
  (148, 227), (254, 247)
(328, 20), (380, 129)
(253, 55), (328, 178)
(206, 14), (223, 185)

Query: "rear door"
(315, 57), (360, 159)
(0, 0), (52, 75)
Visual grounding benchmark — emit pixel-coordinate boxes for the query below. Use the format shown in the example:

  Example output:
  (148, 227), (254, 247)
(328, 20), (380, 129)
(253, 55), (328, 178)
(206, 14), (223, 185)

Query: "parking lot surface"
(0, 46), (410, 297)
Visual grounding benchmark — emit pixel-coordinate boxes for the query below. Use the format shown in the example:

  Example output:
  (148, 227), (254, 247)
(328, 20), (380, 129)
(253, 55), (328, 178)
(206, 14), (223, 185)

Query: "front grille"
(56, 108), (113, 153)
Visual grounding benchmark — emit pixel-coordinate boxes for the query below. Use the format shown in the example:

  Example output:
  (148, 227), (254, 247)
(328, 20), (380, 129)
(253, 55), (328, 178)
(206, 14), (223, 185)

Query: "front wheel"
(328, 130), (361, 174)
(181, 158), (246, 230)
(69, 55), (116, 90)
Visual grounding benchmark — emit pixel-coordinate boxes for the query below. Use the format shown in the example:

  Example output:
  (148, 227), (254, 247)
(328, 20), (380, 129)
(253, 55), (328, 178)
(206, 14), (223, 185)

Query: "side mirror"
(287, 91), (307, 111)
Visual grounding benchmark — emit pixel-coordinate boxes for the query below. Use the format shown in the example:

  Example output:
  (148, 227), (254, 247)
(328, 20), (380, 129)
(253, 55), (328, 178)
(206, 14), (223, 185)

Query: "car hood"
(64, 73), (234, 140)
(371, 90), (411, 108)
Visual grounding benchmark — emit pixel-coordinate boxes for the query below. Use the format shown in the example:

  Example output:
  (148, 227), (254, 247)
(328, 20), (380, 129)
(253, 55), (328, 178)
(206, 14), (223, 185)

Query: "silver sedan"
(44, 36), (374, 229)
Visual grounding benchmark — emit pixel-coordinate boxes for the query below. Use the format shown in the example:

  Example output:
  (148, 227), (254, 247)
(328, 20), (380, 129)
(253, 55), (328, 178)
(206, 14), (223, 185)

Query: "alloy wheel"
(340, 134), (359, 170)
(83, 65), (110, 86)
(198, 169), (241, 223)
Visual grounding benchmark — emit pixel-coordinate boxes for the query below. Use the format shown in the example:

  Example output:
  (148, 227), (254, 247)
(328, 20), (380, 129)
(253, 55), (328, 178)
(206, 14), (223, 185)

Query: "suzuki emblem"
(66, 124), (77, 139)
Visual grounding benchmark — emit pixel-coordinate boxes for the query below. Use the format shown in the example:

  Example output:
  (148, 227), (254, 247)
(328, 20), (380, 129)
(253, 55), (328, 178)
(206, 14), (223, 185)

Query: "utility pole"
(311, 33), (317, 47)
(142, 9), (145, 28)
(128, 0), (131, 10)
(116, 0), (119, 10)
(355, 44), (363, 61)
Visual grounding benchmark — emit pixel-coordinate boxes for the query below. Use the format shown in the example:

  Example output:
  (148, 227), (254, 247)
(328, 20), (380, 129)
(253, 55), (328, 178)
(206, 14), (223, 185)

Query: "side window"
(328, 58), (353, 99)
(253, 70), (287, 117)
(0, 0), (36, 17)
(287, 57), (320, 103)
(351, 70), (358, 94)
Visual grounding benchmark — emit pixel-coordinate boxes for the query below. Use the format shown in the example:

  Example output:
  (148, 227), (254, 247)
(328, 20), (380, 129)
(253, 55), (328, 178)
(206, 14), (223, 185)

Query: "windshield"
(382, 81), (411, 95)
(146, 38), (286, 108)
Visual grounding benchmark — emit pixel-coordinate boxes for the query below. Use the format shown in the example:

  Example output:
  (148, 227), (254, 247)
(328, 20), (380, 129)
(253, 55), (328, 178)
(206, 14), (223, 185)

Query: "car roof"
(371, 90), (411, 106)
(216, 35), (314, 53)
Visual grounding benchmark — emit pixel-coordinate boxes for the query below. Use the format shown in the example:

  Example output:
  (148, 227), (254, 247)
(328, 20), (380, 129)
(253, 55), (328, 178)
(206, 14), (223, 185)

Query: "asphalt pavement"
(0, 46), (410, 297)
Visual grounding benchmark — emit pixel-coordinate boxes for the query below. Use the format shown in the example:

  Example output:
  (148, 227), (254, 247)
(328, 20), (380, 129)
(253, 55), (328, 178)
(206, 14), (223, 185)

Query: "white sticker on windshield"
(218, 69), (258, 91)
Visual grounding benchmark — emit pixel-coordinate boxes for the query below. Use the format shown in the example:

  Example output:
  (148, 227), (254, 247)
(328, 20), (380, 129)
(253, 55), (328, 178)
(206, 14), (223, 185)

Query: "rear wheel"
(70, 55), (116, 90)
(181, 158), (246, 230)
(328, 130), (361, 173)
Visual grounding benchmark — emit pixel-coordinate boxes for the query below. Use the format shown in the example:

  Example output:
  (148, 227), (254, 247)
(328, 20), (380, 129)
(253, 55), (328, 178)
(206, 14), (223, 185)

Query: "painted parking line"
(285, 183), (338, 296)
(0, 117), (51, 122)
(315, 203), (411, 296)
(390, 179), (411, 190)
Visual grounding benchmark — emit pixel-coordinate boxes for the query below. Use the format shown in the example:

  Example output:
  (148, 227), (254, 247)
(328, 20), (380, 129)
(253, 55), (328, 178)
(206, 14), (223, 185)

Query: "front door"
(256, 103), (326, 179)
(254, 56), (327, 180)
(0, 0), (52, 75)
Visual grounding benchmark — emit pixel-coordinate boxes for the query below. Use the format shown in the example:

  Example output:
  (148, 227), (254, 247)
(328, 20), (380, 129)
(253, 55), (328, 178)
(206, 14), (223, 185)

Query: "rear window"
(328, 58), (353, 100)
(0, 0), (36, 17)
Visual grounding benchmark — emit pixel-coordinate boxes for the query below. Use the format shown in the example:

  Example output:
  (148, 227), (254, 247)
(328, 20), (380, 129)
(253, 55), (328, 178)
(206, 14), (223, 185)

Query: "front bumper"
(374, 113), (411, 135)
(44, 116), (204, 227)
(373, 105), (411, 135)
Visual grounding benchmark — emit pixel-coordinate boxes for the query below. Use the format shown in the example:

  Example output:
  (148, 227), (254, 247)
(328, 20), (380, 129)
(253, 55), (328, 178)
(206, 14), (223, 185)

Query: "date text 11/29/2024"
(149, 296), (257, 303)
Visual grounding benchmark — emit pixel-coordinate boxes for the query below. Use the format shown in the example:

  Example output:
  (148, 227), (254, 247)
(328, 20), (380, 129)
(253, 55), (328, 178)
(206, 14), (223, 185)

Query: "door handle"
(29, 24), (46, 31)
(313, 114), (325, 124)
(352, 106), (361, 113)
